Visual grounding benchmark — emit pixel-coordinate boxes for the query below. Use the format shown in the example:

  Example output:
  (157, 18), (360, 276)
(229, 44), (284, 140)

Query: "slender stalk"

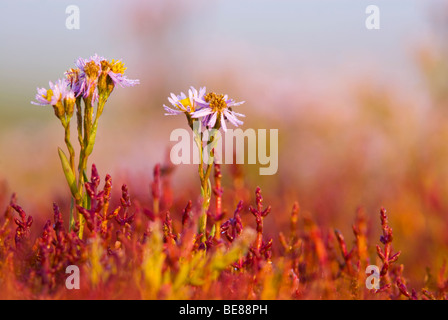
(76, 96), (107, 239)
(61, 116), (77, 231)
(213, 163), (222, 240)
(76, 96), (94, 239)
(76, 98), (83, 147)
(193, 122), (207, 241)
(63, 118), (76, 174)
(197, 117), (221, 243)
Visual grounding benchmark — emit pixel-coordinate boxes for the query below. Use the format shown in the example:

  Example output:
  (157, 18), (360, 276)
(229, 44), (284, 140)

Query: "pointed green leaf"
(69, 197), (75, 232)
(58, 147), (79, 201)
(210, 224), (216, 238)
(85, 123), (98, 156)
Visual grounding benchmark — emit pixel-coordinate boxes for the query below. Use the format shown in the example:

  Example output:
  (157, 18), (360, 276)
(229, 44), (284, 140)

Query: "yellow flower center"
(45, 89), (54, 103)
(204, 92), (227, 113)
(179, 97), (194, 112)
(110, 59), (126, 74)
(84, 61), (100, 79)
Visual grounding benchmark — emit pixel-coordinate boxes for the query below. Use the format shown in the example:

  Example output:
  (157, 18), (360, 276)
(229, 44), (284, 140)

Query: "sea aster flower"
(191, 92), (245, 131)
(31, 78), (75, 119)
(74, 54), (139, 101)
(163, 86), (206, 115)
(31, 79), (72, 106)
(100, 59), (140, 89)
(74, 54), (103, 101)
(64, 68), (82, 96)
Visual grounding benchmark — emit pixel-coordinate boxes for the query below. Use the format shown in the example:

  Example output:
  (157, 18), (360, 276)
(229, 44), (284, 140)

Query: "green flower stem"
(196, 116), (221, 243)
(75, 98), (83, 144)
(85, 97), (106, 157)
(74, 98), (84, 234)
(60, 116), (78, 230)
(83, 97), (93, 146)
(62, 118), (76, 174)
(214, 163), (222, 240)
(76, 96), (92, 238)
(76, 154), (87, 239)
(75, 96), (106, 239)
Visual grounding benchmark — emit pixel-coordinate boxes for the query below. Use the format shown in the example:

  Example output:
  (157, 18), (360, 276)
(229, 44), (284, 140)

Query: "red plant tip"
(104, 174), (112, 199)
(397, 279), (418, 300)
(182, 200), (193, 229)
(221, 200), (244, 243)
(291, 202), (299, 224)
(152, 163), (161, 199)
(249, 187), (271, 218)
(10, 192), (17, 204)
(255, 186), (263, 210)
(163, 211), (177, 243)
(11, 203), (33, 246)
(214, 163), (222, 178)
(90, 163), (100, 188)
(52, 202), (64, 232)
(121, 184), (131, 208)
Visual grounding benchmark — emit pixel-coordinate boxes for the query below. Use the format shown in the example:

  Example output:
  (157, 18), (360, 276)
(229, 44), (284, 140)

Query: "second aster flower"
(191, 92), (245, 131)
(164, 86), (206, 115)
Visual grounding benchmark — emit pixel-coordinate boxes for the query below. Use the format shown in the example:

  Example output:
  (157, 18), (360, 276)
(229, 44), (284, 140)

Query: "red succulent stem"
(152, 164), (161, 217)
(249, 187), (271, 253)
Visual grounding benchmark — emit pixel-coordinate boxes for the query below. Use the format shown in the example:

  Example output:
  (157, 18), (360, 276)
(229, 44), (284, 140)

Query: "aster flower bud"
(65, 68), (81, 95)
(98, 59), (139, 101)
(53, 101), (65, 119)
(63, 91), (76, 118)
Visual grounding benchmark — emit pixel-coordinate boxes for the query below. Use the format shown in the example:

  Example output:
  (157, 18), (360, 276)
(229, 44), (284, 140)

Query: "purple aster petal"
(232, 111), (246, 117)
(221, 113), (227, 132)
(191, 108), (213, 118)
(170, 93), (179, 103)
(31, 100), (47, 106)
(194, 99), (209, 109)
(107, 72), (139, 87)
(208, 112), (218, 127)
(31, 87), (50, 106)
(85, 53), (104, 67)
(188, 88), (194, 106)
(224, 110), (244, 127)
(189, 87), (197, 97)
(226, 99), (245, 107)
(164, 105), (184, 115)
(167, 96), (177, 106)
(74, 57), (86, 70)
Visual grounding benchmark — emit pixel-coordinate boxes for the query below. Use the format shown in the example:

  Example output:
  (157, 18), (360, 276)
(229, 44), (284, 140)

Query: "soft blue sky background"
(0, 0), (437, 119)
(0, 0), (444, 204)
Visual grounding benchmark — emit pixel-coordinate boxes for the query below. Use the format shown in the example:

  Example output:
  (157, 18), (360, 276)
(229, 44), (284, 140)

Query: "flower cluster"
(31, 54), (139, 239)
(163, 87), (245, 244)
(73, 54), (139, 104)
(33, 54), (139, 111)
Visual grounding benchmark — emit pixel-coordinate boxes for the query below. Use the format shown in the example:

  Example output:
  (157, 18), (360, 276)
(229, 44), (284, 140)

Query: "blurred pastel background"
(1, 0), (448, 285)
